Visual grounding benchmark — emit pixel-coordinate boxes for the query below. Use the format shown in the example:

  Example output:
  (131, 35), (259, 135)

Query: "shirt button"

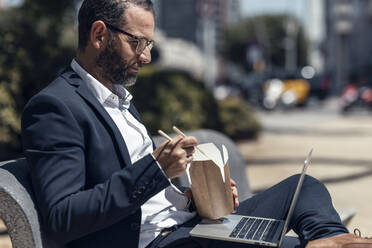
(130, 222), (140, 231)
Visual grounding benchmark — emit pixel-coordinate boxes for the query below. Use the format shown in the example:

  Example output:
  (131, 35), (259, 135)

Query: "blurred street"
(238, 98), (372, 236)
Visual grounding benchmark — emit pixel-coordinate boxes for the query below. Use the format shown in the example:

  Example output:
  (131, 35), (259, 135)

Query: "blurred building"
(155, 0), (199, 44)
(324, 0), (372, 95)
(155, 0), (241, 48)
(304, 0), (325, 74)
(154, 0), (241, 89)
(154, 30), (205, 80)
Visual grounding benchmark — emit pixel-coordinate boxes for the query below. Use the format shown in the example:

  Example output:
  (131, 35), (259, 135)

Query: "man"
(21, 0), (372, 247)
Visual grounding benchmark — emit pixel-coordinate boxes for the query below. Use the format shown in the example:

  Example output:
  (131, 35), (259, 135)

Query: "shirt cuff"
(151, 154), (171, 182)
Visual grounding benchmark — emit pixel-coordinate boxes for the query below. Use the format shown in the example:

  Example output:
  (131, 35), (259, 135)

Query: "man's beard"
(95, 38), (138, 87)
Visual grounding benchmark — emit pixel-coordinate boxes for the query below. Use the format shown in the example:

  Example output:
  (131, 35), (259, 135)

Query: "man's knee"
(286, 174), (324, 189)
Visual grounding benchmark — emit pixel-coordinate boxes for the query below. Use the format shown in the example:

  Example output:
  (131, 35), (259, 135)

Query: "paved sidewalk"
(238, 110), (372, 237)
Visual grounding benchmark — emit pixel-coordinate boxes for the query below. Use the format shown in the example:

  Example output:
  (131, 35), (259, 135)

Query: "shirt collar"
(70, 59), (133, 109)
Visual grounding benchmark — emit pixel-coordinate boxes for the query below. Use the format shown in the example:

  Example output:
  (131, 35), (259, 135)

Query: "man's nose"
(139, 47), (152, 64)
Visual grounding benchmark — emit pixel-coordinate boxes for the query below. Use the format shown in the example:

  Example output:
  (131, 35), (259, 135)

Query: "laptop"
(189, 149), (313, 247)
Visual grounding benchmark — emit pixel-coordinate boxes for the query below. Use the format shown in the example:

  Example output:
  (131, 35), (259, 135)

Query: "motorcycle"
(340, 84), (372, 113)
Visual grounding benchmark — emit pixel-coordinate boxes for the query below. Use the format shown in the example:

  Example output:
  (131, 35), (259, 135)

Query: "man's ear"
(90, 21), (109, 49)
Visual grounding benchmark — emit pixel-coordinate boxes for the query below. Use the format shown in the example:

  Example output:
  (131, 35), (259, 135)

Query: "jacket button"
(130, 222), (140, 231)
(132, 190), (140, 198)
(138, 186), (146, 194)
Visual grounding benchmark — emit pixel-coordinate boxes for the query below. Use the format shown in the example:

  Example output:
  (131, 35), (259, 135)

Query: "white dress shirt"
(71, 60), (196, 248)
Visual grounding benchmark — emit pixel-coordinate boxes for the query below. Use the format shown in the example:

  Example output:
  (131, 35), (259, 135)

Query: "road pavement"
(238, 99), (372, 236)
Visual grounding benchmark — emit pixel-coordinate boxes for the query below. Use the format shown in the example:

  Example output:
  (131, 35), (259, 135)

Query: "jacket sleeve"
(21, 93), (170, 243)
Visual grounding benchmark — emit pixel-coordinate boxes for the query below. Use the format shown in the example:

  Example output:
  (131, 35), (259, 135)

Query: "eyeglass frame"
(104, 22), (154, 55)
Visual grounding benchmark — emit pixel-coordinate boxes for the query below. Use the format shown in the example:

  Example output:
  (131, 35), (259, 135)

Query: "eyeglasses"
(105, 23), (154, 55)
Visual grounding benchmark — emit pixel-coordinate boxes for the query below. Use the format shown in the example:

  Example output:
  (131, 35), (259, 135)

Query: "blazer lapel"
(61, 68), (133, 168)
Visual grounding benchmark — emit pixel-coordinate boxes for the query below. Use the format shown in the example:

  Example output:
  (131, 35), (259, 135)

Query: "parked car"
(262, 72), (310, 110)
(307, 74), (331, 101)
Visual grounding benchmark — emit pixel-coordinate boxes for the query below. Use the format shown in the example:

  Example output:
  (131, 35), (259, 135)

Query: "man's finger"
(232, 187), (238, 194)
(184, 147), (195, 156)
(184, 189), (193, 199)
(234, 196), (239, 207)
(230, 179), (236, 186)
(186, 156), (193, 164)
(165, 135), (183, 147)
(232, 187), (238, 198)
(179, 136), (198, 148)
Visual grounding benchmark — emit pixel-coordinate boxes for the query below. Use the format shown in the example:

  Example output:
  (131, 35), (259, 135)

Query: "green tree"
(223, 14), (308, 72)
(131, 66), (261, 140)
(131, 67), (223, 135)
(0, 1), (79, 159)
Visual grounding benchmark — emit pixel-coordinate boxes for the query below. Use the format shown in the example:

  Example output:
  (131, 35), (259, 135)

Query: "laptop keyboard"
(229, 217), (281, 242)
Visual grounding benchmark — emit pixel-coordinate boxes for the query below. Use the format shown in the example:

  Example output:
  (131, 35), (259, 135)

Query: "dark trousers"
(147, 175), (348, 248)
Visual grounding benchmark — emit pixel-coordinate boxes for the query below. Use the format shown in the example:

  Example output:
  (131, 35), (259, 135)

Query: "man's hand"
(153, 135), (197, 179)
(231, 179), (239, 210)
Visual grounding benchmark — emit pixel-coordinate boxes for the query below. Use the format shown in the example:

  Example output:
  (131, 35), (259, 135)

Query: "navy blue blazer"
(21, 68), (171, 247)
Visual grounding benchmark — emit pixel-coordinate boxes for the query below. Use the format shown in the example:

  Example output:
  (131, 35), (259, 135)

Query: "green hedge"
(217, 97), (261, 140)
(130, 66), (261, 140)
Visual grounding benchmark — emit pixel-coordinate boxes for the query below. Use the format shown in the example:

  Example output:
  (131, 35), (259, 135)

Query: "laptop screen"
(278, 149), (313, 246)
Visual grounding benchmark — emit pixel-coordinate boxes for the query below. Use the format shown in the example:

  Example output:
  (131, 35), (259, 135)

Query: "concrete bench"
(0, 158), (63, 248)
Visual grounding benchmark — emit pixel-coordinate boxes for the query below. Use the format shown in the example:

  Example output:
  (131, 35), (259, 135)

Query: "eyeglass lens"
(136, 39), (153, 55)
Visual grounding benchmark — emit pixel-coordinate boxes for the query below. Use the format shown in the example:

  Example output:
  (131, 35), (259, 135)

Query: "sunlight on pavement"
(239, 113), (372, 236)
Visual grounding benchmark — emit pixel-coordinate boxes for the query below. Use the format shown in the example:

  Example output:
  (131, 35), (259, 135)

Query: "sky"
(2, 0), (22, 7)
(240, 0), (306, 21)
